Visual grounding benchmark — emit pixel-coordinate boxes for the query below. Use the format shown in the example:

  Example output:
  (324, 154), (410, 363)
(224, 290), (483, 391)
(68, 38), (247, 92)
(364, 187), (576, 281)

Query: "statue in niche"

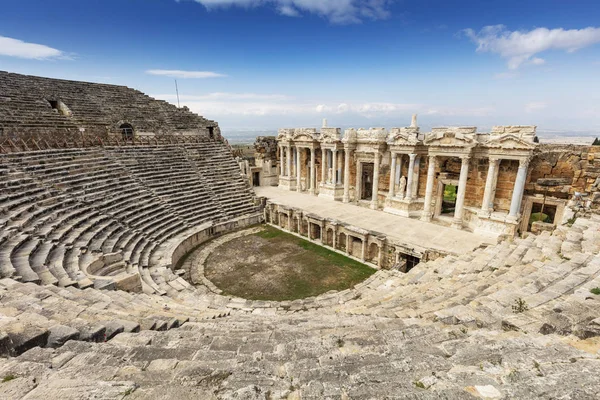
(327, 168), (333, 184)
(398, 176), (406, 198)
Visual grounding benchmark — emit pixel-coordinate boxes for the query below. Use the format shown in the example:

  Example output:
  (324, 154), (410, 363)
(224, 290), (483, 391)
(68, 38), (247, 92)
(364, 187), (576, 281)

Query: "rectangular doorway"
(441, 184), (457, 214)
(361, 163), (374, 200)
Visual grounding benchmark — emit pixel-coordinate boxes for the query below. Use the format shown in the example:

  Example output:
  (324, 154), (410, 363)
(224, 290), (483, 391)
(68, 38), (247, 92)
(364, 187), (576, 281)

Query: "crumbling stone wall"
(254, 136), (278, 161)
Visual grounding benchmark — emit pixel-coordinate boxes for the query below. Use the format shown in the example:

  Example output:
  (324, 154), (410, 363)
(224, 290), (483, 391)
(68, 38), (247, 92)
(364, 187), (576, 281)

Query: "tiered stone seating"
(0, 303), (598, 399)
(0, 71), (217, 137)
(0, 278), (230, 357)
(0, 144), (258, 294)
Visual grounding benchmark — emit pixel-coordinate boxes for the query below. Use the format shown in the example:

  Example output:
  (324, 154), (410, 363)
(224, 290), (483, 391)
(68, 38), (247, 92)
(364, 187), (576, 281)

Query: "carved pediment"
(424, 128), (476, 148)
(277, 128), (294, 140)
(486, 134), (536, 150)
(291, 128), (318, 142)
(320, 127), (341, 143)
(387, 127), (420, 146)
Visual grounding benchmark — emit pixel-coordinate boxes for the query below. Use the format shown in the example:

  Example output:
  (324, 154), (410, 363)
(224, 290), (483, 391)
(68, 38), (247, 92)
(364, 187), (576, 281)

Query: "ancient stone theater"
(1, 71), (600, 399)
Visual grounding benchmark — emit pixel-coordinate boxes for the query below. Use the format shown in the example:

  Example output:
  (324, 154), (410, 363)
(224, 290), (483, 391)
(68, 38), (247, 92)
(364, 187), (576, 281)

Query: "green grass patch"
(205, 224), (375, 301)
(2, 374), (17, 383)
(590, 287), (600, 295)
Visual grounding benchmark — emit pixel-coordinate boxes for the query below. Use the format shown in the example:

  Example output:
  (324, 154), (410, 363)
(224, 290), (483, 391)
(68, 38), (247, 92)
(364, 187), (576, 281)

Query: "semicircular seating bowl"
(0, 143), (258, 294)
(1, 143), (600, 397)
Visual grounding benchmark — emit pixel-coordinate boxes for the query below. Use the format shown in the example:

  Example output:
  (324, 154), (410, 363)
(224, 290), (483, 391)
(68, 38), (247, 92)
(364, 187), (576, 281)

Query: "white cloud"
(530, 57), (545, 66)
(525, 102), (547, 113)
(153, 92), (492, 121)
(0, 36), (68, 60)
(315, 104), (331, 113)
(188, 0), (393, 24)
(464, 25), (600, 69)
(146, 69), (227, 79)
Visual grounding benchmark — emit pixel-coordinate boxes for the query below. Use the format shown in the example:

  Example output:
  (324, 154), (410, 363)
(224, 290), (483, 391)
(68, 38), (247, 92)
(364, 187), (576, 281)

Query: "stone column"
(404, 153), (417, 200)
(343, 148), (352, 203)
(279, 145), (284, 176)
(452, 156), (471, 229)
(355, 160), (362, 203)
(346, 234), (351, 255)
(421, 156), (437, 222)
(307, 221), (312, 240)
(361, 239), (367, 261)
(337, 151), (343, 185)
(371, 152), (381, 210)
(332, 226), (337, 248)
(321, 148), (327, 186)
(286, 144), (292, 177)
(310, 148), (316, 195)
(332, 149), (338, 185)
(296, 147), (302, 192)
(481, 157), (500, 214)
(509, 158), (529, 218)
(377, 244), (384, 268)
(388, 152), (397, 199)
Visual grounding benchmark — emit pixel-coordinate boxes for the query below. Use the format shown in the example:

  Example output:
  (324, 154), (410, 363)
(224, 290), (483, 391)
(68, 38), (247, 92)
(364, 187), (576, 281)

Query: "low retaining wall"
(169, 213), (263, 270)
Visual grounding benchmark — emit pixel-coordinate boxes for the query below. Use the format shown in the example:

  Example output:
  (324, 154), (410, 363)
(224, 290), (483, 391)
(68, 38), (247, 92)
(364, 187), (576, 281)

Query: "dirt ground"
(204, 225), (375, 301)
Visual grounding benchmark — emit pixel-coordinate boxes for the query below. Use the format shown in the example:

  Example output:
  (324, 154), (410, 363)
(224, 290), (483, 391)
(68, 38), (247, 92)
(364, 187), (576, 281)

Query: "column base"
(342, 196), (350, 203)
(420, 213), (432, 222)
(451, 216), (464, 229)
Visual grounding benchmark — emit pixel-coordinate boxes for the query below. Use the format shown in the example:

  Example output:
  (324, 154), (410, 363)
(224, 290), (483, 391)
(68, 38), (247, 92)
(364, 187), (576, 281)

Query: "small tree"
(592, 137), (600, 146)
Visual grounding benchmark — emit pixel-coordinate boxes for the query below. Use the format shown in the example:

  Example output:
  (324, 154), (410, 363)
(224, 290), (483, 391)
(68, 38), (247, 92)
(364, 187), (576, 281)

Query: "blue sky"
(1, 0), (600, 136)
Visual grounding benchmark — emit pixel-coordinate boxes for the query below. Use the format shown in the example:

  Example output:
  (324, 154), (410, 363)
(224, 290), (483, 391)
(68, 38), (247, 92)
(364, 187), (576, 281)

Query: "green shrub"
(512, 298), (529, 313)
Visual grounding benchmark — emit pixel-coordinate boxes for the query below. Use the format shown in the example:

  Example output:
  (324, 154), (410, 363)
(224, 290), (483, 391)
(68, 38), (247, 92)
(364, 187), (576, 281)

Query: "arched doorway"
(120, 123), (134, 141)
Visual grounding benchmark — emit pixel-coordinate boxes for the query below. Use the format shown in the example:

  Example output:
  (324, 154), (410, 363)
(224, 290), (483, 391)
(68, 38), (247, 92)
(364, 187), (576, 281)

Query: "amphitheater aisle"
(256, 186), (497, 256)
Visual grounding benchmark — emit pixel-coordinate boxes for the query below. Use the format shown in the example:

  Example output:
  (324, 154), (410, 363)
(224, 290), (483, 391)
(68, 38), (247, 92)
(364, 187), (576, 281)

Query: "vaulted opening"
(120, 123), (134, 141)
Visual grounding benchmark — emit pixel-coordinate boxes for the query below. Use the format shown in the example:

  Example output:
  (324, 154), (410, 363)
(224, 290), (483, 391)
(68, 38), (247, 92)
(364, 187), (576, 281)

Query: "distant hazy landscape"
(221, 128), (598, 146)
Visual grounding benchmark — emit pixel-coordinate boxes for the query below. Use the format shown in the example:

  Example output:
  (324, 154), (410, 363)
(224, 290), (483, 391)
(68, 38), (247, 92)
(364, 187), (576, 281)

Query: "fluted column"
(371, 152), (381, 210)
(421, 155), (437, 222)
(452, 156), (471, 229)
(481, 157), (500, 214)
(296, 147), (302, 192)
(388, 152), (397, 199)
(343, 148), (352, 203)
(279, 145), (284, 176)
(286, 144), (292, 177)
(509, 158), (529, 218)
(332, 149), (338, 186)
(321, 148), (327, 186)
(309, 148), (316, 195)
(355, 160), (362, 203)
(404, 153), (417, 200)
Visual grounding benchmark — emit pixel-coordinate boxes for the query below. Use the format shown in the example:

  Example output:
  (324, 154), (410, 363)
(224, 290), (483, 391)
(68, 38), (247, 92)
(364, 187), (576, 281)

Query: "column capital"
(488, 156), (501, 163)
(459, 154), (471, 161)
(519, 157), (530, 168)
(409, 153), (417, 160)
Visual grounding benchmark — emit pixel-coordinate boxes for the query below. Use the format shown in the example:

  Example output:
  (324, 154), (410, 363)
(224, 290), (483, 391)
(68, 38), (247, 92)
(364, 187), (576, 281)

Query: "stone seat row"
(0, 144), (257, 293)
(0, 277), (230, 357)
(1, 298), (598, 399)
